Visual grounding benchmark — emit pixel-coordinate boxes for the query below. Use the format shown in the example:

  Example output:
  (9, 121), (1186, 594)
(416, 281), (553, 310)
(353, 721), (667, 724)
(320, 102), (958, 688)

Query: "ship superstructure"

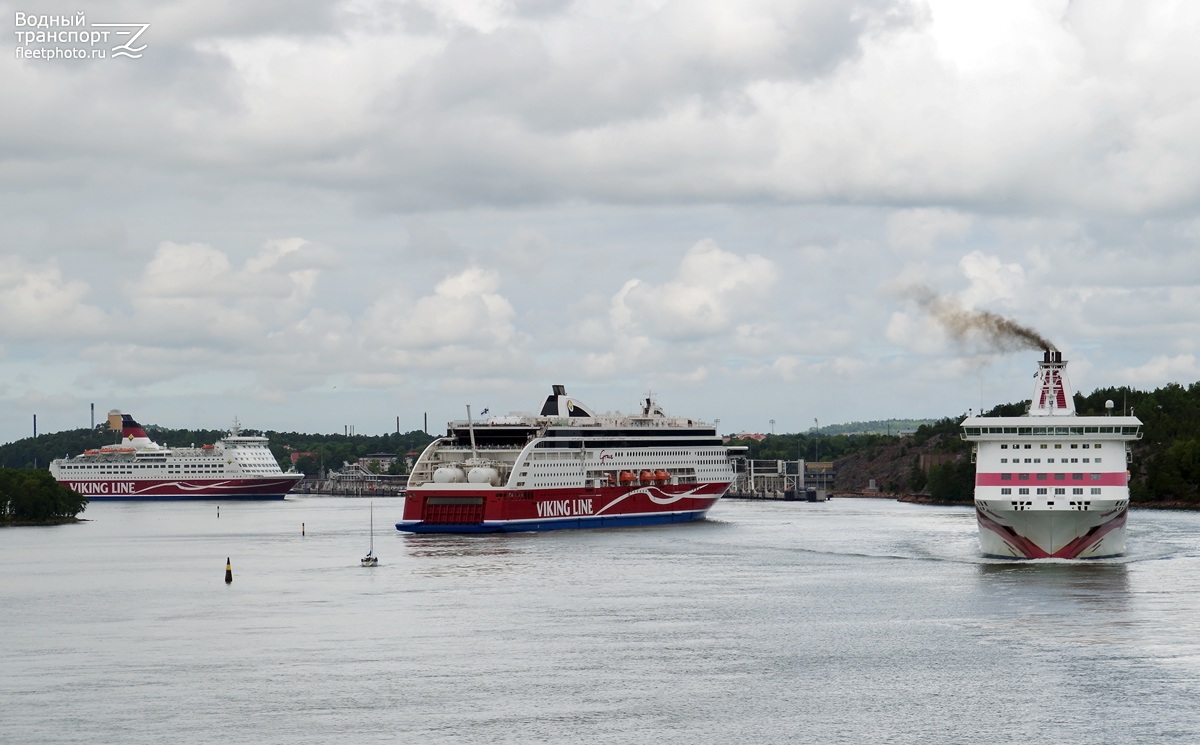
(397, 385), (734, 533)
(50, 411), (302, 500)
(962, 352), (1142, 559)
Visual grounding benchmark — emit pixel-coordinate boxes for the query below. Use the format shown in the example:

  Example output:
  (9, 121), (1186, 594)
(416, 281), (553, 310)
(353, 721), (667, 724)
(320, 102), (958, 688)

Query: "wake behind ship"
(50, 411), (302, 500)
(962, 352), (1142, 559)
(397, 386), (734, 533)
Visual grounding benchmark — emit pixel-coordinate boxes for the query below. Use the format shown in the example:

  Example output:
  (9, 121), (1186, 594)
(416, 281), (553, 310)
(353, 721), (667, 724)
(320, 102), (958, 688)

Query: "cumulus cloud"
(357, 265), (531, 379)
(610, 239), (775, 341)
(0, 258), (106, 339)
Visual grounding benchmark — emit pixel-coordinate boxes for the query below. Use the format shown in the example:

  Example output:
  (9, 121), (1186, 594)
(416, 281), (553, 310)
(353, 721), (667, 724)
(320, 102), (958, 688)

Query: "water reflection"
(402, 533), (525, 559)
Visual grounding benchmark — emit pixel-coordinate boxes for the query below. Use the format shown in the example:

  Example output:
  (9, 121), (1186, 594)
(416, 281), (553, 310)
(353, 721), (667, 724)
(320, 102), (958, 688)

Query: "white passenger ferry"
(50, 411), (302, 500)
(961, 351), (1142, 559)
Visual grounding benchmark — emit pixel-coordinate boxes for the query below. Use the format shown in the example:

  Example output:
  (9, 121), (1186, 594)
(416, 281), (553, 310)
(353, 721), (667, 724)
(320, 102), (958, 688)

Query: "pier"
(723, 458), (835, 500)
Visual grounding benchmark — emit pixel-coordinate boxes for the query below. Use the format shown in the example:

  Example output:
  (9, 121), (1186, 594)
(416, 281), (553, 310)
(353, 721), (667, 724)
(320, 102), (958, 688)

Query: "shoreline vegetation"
(0, 468), (87, 526)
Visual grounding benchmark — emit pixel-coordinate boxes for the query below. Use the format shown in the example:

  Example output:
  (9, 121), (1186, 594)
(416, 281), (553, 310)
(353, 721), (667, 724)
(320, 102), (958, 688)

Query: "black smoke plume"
(907, 285), (1056, 353)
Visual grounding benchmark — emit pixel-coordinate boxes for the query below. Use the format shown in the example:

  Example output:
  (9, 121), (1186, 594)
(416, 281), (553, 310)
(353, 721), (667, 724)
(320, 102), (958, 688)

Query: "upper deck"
(961, 415), (1142, 442)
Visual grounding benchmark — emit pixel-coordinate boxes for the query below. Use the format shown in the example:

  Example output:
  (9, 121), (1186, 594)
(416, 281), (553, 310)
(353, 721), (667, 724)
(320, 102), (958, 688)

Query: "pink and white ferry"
(397, 386), (734, 533)
(50, 411), (302, 500)
(962, 351), (1142, 559)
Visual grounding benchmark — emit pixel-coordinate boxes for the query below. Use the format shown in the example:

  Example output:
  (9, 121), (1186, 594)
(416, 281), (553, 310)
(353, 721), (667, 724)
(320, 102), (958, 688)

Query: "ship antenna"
(466, 405), (479, 460)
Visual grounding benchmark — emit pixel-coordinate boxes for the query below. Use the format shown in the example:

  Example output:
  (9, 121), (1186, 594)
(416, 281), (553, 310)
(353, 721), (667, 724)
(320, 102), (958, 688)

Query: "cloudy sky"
(4, 0), (1199, 443)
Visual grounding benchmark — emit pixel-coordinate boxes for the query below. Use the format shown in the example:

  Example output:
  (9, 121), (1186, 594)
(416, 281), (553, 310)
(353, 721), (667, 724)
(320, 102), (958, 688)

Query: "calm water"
(4, 497), (1200, 744)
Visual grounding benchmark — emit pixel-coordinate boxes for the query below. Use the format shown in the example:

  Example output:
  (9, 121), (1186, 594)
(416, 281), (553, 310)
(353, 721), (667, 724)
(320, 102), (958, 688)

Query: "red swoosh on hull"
(976, 505), (1128, 559)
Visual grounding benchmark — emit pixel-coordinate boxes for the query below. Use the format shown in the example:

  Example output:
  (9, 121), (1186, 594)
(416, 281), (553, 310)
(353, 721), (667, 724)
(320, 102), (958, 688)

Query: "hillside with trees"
(0, 423), (436, 477)
(728, 380), (1200, 507)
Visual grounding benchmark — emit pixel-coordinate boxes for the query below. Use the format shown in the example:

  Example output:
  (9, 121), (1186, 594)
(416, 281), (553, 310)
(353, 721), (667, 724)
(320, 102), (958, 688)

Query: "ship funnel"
(1030, 352), (1074, 417)
(539, 385), (597, 418)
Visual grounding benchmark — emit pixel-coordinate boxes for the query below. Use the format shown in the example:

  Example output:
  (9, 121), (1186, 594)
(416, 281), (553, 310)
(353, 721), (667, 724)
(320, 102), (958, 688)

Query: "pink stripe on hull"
(975, 472), (1128, 487)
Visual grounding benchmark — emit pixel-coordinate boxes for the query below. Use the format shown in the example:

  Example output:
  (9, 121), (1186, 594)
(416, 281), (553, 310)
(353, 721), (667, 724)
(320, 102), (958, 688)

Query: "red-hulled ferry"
(397, 386), (734, 533)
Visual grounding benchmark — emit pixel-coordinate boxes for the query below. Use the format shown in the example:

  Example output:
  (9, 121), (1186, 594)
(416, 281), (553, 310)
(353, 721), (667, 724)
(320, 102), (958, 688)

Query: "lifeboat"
(654, 469), (671, 483)
(618, 471), (637, 484)
(639, 470), (655, 483)
(202, 444), (215, 450)
(84, 449), (99, 455)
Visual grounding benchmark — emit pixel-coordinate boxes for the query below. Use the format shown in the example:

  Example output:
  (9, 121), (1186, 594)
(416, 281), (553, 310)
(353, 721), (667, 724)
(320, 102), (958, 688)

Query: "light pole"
(770, 419), (775, 435)
(813, 418), (819, 462)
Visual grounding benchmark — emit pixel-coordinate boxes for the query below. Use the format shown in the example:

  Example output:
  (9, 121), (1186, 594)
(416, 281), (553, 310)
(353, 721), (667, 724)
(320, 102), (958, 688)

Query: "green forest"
(0, 468), (88, 523)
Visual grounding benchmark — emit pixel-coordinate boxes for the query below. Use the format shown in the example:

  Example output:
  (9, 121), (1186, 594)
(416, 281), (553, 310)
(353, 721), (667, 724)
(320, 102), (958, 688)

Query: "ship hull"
(397, 483), (726, 534)
(975, 499), (1128, 559)
(55, 476), (301, 501)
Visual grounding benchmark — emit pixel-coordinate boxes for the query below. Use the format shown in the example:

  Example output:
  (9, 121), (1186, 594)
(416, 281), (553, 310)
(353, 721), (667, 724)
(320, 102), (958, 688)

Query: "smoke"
(906, 285), (1056, 353)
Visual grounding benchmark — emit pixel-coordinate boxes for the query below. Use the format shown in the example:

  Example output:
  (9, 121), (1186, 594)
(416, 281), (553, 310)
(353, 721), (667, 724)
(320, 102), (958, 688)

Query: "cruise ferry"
(962, 351), (1142, 559)
(396, 385), (735, 533)
(50, 411), (302, 500)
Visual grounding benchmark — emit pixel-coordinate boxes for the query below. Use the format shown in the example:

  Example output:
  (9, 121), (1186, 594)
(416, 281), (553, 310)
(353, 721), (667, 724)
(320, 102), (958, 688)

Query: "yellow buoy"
(225, 557), (233, 584)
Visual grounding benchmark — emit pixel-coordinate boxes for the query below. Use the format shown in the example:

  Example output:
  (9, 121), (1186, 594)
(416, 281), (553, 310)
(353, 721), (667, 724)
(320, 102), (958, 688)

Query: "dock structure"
(724, 458), (835, 500)
(293, 463), (408, 497)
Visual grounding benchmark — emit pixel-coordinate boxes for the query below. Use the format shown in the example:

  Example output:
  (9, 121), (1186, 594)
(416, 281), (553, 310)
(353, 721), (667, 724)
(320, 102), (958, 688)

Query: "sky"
(3, 0), (1200, 443)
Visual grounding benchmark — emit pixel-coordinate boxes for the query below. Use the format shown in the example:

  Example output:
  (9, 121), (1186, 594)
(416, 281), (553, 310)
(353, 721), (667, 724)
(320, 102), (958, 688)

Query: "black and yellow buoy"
(225, 557), (233, 584)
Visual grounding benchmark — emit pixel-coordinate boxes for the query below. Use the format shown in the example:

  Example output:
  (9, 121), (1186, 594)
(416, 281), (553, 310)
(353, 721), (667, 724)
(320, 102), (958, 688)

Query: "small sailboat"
(361, 501), (379, 567)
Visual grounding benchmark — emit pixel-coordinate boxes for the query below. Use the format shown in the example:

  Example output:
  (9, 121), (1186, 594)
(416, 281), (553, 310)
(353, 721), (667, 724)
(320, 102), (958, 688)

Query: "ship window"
(1054, 473), (1065, 480)
(1095, 444), (1102, 449)
(1000, 458), (1007, 463)
(1000, 444), (1008, 449)
(1055, 444), (1062, 449)
(1054, 488), (1065, 495)
(1001, 473), (1012, 480)
(1018, 488), (1029, 495)
(1091, 488), (1101, 495)
(1091, 473), (1101, 480)
(1036, 474), (1047, 480)
(1034, 458), (1041, 463)
(1072, 474), (1083, 480)
(1040, 444), (1047, 449)
(1018, 474), (1029, 480)
(1024, 444), (1032, 449)
(1037, 488), (1047, 495)
(1095, 458), (1102, 463)
(1070, 444), (1078, 449)
(1082, 444), (1090, 449)
(1047, 458), (1054, 463)
(1073, 488), (1083, 495)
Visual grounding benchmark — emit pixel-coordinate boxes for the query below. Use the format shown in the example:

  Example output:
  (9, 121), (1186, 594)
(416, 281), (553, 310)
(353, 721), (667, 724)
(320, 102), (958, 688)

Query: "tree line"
(0, 424), (437, 477)
(729, 379), (1200, 505)
(0, 468), (88, 523)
